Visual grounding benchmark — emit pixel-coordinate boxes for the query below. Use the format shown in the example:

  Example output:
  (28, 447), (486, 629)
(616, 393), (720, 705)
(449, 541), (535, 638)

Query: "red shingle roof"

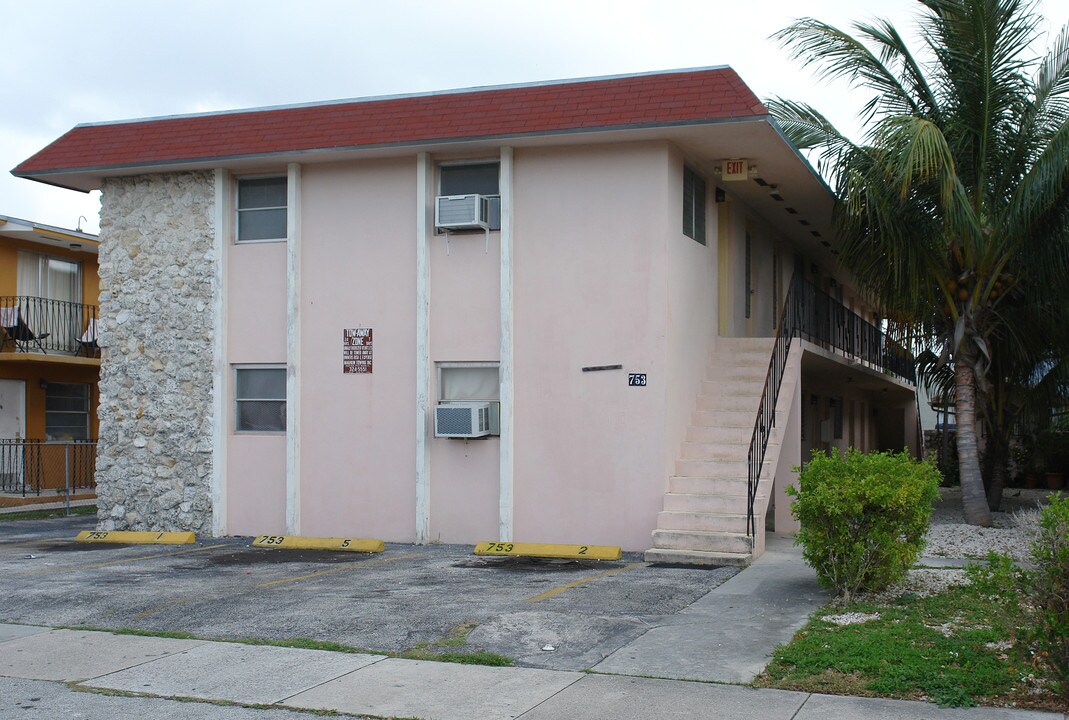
(14, 67), (766, 177)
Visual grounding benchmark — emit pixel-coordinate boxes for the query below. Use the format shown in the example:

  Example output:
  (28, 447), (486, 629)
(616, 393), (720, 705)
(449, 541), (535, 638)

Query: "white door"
(0, 379), (26, 439)
(0, 379), (26, 491)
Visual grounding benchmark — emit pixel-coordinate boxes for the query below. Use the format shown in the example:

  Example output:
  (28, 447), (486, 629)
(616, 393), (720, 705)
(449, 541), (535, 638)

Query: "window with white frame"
(683, 165), (707, 244)
(234, 366), (286, 432)
(236, 176), (288, 242)
(437, 362), (500, 436)
(439, 162), (501, 230)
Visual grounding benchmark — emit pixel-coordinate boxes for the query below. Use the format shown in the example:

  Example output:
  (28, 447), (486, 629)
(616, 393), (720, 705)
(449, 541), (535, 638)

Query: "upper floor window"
(439, 162), (501, 230)
(237, 176), (287, 242)
(683, 166), (707, 245)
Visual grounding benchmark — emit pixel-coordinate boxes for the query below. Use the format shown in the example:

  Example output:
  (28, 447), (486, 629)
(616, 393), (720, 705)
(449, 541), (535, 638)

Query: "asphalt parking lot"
(1, 515), (738, 670)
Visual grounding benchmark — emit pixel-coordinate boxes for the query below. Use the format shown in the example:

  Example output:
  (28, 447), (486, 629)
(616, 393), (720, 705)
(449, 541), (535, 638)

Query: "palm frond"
(765, 97), (848, 150)
(772, 18), (929, 123)
(854, 18), (943, 122)
(1001, 117), (1069, 281)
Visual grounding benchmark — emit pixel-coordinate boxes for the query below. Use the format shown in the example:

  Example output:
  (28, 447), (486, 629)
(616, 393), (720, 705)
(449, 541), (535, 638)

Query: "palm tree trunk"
(983, 418), (1010, 511)
(955, 361), (993, 526)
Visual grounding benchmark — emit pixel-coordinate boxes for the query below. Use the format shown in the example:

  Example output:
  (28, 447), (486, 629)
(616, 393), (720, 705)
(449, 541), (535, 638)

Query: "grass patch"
(0, 505), (96, 522)
(61, 626), (199, 641)
(756, 584), (1064, 711)
(399, 621), (512, 666)
(229, 636), (374, 654)
(422, 650), (512, 666)
(69, 684), (343, 715)
(59, 623), (513, 668)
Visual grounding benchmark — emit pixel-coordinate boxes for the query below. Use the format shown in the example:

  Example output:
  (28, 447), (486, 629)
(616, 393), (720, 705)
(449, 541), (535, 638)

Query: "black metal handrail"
(792, 282), (916, 384)
(0, 296), (98, 356)
(745, 277), (916, 537)
(0, 439), (97, 496)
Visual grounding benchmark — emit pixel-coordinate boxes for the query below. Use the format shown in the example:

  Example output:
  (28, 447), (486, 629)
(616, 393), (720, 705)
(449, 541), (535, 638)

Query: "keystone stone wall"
(95, 172), (216, 533)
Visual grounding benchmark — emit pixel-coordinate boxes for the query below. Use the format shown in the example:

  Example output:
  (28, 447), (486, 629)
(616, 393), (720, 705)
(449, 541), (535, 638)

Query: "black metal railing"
(745, 277), (916, 536)
(791, 282), (916, 384)
(0, 296), (98, 356)
(0, 439), (97, 496)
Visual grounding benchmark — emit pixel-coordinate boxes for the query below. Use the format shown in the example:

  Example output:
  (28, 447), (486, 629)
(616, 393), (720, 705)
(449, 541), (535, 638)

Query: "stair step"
(663, 492), (754, 514)
(705, 366), (768, 383)
(644, 547), (753, 567)
(651, 529), (754, 554)
(656, 511), (748, 532)
(691, 409), (776, 427)
(705, 356), (773, 373)
(713, 337), (775, 354)
(668, 476), (749, 494)
(679, 442), (749, 461)
(695, 389), (760, 411)
(674, 458), (747, 478)
(684, 423), (752, 440)
(696, 380), (765, 397)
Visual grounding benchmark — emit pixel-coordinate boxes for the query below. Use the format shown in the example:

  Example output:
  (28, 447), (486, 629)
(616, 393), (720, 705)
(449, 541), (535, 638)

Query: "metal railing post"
(64, 443), (71, 515)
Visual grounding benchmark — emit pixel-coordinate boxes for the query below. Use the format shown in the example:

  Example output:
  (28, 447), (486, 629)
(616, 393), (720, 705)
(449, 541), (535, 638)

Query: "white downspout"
(286, 162), (302, 535)
(499, 147), (514, 541)
(415, 152), (431, 543)
(211, 169), (229, 537)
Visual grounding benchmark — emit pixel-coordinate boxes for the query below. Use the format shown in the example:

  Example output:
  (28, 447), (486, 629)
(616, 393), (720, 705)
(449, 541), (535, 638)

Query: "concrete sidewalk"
(594, 533), (829, 682)
(0, 624), (1062, 720)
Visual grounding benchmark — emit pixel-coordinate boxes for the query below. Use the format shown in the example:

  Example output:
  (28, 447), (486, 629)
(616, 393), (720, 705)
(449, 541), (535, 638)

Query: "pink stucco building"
(15, 68), (918, 564)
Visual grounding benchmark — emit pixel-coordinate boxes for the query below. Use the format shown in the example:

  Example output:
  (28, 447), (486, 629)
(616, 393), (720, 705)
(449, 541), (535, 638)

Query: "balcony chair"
(78, 318), (99, 357)
(0, 305), (49, 353)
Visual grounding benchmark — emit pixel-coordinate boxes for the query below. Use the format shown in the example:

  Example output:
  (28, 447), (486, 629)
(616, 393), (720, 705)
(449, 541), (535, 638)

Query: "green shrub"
(789, 448), (940, 602)
(965, 551), (1025, 642)
(1030, 494), (1069, 699)
(965, 496), (1069, 700)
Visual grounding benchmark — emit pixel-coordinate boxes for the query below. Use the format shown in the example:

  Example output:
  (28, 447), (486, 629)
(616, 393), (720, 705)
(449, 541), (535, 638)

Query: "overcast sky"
(2, 0), (1062, 235)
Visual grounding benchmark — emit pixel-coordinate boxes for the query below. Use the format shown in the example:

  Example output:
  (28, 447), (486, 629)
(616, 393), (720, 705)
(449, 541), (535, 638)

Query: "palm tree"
(771, 0), (1069, 525)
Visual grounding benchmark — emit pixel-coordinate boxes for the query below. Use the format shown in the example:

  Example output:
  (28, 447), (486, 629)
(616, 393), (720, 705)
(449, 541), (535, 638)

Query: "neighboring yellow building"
(0, 214), (99, 497)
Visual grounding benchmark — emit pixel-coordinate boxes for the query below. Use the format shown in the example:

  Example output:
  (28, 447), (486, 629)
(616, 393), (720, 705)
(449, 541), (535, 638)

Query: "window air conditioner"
(435, 194), (490, 230)
(434, 402), (492, 438)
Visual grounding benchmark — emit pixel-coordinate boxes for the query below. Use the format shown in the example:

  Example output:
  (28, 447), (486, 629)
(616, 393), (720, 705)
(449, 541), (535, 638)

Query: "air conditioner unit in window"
(435, 194), (490, 230)
(434, 402), (492, 438)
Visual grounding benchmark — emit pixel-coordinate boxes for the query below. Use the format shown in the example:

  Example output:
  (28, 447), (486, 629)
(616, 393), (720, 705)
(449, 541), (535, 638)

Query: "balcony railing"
(0, 439), (97, 496)
(0, 296), (98, 356)
(746, 276), (915, 537)
(791, 281), (916, 384)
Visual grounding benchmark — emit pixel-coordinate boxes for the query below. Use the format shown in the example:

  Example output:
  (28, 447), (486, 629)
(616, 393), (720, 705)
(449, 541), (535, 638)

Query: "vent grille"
(434, 402), (492, 438)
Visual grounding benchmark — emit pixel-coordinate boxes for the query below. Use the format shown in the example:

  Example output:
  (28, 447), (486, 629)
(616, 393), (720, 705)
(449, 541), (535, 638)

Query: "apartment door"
(0, 379), (26, 439)
(744, 230), (755, 336)
(0, 380), (26, 490)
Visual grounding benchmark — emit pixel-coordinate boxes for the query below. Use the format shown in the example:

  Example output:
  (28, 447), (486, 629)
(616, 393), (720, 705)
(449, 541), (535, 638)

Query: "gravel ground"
(861, 487), (1055, 602)
(925, 486), (1050, 562)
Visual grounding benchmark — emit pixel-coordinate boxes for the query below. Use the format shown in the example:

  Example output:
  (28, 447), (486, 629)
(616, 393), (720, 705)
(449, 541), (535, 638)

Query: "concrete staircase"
(645, 337), (792, 567)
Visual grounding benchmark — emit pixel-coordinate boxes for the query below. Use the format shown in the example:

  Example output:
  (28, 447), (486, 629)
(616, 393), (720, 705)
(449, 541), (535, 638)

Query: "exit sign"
(722, 159), (749, 182)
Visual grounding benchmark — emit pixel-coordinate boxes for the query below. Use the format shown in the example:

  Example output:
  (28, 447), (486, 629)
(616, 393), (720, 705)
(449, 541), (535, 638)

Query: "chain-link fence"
(0, 440), (97, 496)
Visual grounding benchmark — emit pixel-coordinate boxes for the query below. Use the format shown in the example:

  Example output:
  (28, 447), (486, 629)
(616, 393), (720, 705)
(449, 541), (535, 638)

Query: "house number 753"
(628, 374), (647, 387)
